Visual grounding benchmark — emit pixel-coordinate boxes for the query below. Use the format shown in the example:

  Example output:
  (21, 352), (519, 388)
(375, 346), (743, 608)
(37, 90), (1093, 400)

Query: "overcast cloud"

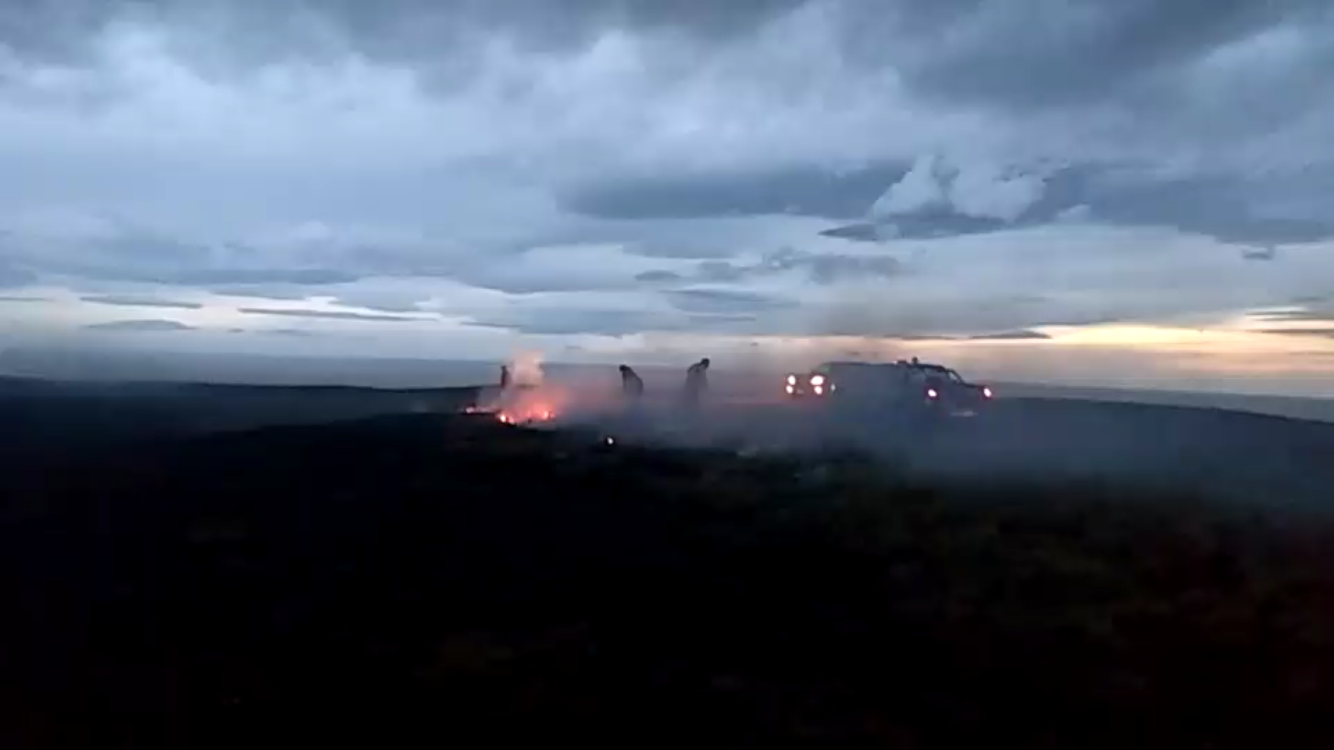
(85, 319), (196, 332)
(1, 0), (1332, 389)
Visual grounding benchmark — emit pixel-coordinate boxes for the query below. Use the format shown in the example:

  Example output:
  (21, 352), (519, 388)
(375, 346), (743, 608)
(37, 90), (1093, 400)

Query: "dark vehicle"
(783, 365), (838, 399)
(889, 360), (995, 420)
(783, 361), (919, 401)
(783, 359), (994, 420)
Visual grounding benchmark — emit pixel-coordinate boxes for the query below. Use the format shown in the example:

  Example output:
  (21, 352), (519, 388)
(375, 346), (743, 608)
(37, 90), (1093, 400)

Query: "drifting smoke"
(450, 357), (1333, 509)
(471, 350), (568, 425)
(508, 351), (546, 388)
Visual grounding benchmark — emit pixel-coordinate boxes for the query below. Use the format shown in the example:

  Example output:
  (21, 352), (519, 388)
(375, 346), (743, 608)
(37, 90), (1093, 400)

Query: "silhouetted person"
(683, 357), (710, 409)
(619, 364), (644, 401)
(500, 365), (511, 390)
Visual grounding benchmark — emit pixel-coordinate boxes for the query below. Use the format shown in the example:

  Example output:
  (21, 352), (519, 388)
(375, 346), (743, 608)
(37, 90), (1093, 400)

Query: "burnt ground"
(2, 379), (1334, 747)
(583, 395), (1334, 509)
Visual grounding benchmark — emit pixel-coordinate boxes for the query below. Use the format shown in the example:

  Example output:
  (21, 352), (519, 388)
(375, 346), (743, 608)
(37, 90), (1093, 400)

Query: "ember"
(495, 404), (556, 425)
(470, 352), (568, 426)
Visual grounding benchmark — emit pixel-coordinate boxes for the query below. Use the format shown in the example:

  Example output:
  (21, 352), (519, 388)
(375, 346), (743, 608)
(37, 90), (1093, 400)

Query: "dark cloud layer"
(14, 0), (1329, 126)
(2, 0), (1332, 350)
(633, 269), (685, 284)
(1242, 246), (1278, 261)
(817, 164), (1334, 247)
(1261, 327), (1334, 339)
(850, 329), (1053, 342)
(228, 327), (318, 337)
(642, 246), (901, 286)
(13, 0), (1323, 73)
(466, 308), (665, 336)
(331, 295), (425, 314)
(966, 329), (1053, 341)
(530, 0), (1334, 248)
(209, 286), (318, 301)
(570, 159), (1334, 248)
(82, 294), (204, 309)
(180, 269), (362, 286)
(1, 220), (368, 288)
(563, 163), (905, 221)
(238, 307), (422, 322)
(85, 319), (195, 332)
(467, 306), (760, 336)
(0, 0), (807, 69)
(880, 0), (1331, 109)
(664, 288), (798, 315)
(261, 328), (318, 337)
(763, 247), (902, 283)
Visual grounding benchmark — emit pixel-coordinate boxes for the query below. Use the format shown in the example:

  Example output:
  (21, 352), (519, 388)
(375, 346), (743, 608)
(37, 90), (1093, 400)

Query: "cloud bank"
(0, 0), (1331, 390)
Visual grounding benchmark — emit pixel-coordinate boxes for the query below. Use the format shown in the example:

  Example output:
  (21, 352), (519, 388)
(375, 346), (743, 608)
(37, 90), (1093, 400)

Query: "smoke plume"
(508, 351), (545, 388)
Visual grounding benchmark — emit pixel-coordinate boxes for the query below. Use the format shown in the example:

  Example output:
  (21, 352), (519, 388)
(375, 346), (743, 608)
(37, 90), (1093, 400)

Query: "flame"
(494, 401), (557, 425)
(467, 357), (571, 425)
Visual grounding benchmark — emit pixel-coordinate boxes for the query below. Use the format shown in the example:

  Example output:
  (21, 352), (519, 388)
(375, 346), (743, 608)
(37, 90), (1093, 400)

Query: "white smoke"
(507, 350), (545, 388)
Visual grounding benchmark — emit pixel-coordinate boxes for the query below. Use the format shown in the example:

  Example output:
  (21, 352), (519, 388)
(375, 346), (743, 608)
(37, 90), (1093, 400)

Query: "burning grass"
(467, 384), (562, 425)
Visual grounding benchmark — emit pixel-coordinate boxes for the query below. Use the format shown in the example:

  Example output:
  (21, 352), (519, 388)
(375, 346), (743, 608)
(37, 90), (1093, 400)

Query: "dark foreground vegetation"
(4, 410), (1334, 748)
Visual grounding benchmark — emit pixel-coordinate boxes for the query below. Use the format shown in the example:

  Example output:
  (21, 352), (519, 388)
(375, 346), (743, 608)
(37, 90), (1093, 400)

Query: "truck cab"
(890, 361), (994, 419)
(783, 359), (994, 419)
(783, 364), (837, 399)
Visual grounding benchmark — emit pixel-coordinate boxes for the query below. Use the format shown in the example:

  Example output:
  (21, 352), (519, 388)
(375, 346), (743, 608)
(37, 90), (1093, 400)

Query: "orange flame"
(469, 378), (569, 426)
(495, 402), (556, 425)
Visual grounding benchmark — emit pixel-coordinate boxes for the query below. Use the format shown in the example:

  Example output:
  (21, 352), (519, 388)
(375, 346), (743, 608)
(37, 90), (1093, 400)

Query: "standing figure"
(682, 357), (710, 409)
(499, 364), (511, 390)
(619, 364), (644, 402)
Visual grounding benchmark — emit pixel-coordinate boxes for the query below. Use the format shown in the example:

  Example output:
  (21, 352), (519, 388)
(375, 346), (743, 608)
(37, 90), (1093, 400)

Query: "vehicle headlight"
(786, 374), (797, 385)
(810, 374), (825, 386)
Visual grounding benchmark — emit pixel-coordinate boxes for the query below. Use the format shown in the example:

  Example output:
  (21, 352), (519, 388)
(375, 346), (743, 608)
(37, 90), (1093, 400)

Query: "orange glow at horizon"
(709, 323), (1334, 359)
(635, 321), (1334, 397)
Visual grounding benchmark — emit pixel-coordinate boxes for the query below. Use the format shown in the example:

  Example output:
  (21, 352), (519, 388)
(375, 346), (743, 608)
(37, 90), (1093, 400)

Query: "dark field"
(3, 378), (1334, 747)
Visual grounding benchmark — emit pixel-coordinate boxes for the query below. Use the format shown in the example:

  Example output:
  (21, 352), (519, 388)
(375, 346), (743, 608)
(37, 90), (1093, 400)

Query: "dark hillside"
(4, 413), (1334, 747)
(0, 377), (479, 468)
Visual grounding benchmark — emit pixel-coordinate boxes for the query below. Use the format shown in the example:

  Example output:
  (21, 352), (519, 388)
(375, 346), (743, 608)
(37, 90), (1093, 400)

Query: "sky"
(1, 0), (1333, 395)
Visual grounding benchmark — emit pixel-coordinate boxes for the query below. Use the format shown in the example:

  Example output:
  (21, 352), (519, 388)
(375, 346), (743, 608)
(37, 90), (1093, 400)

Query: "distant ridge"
(2, 346), (1329, 423)
(993, 382), (1334, 424)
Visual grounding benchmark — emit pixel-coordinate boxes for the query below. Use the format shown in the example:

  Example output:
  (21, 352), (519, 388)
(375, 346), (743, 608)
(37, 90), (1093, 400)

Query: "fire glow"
(477, 382), (565, 427)
(495, 403), (556, 425)
(463, 352), (592, 426)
